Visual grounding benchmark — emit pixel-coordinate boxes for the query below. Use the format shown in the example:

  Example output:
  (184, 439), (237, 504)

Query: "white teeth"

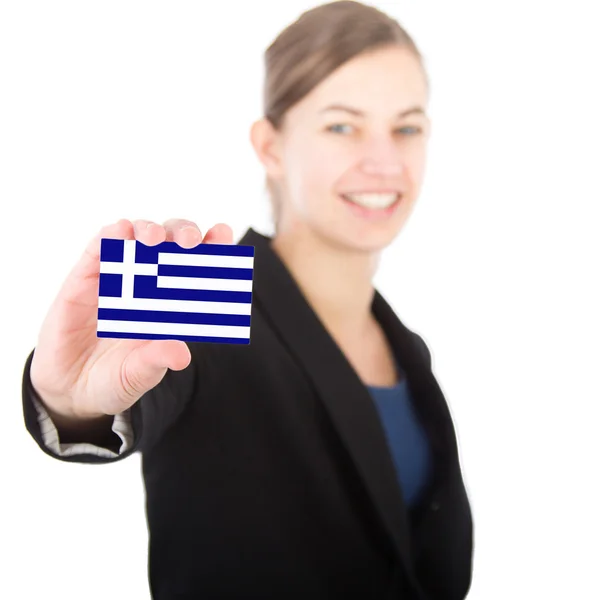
(343, 192), (400, 209)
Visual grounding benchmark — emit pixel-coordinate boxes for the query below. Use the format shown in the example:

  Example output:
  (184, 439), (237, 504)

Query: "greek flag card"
(97, 238), (254, 344)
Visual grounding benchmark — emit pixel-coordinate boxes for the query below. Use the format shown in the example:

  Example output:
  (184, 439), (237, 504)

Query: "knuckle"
(119, 360), (146, 401)
(100, 219), (130, 237)
(179, 219), (198, 229)
(162, 218), (180, 228)
(165, 218), (197, 230)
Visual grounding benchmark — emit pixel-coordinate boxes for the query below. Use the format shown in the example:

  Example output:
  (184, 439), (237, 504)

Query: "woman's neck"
(270, 225), (380, 338)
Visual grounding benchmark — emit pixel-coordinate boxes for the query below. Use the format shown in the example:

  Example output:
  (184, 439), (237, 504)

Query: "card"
(96, 238), (254, 344)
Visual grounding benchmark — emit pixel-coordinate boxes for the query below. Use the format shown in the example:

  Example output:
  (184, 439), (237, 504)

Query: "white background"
(1, 1), (595, 598)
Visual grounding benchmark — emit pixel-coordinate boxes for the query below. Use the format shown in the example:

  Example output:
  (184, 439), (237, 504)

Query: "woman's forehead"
(294, 50), (427, 116)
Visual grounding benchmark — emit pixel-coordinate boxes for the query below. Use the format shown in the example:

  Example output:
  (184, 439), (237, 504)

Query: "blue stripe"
(157, 265), (253, 280)
(97, 331), (250, 344)
(98, 308), (250, 327)
(133, 275), (252, 303)
(135, 241), (255, 264)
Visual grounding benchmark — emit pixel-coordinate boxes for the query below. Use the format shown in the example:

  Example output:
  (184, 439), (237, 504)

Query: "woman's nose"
(360, 157), (404, 177)
(359, 140), (405, 176)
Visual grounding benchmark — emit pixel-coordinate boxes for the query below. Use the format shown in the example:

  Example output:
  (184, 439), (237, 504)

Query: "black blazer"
(22, 227), (474, 600)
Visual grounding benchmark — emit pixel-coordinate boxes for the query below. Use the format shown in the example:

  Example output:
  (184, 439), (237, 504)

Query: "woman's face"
(262, 44), (431, 253)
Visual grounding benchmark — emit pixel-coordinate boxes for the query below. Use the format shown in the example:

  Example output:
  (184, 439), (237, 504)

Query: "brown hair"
(262, 0), (428, 230)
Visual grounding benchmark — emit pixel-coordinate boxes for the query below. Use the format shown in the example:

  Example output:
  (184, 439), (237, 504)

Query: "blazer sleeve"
(30, 392), (134, 458)
(21, 345), (199, 464)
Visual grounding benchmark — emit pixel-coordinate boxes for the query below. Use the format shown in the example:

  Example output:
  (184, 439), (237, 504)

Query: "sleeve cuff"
(30, 393), (134, 459)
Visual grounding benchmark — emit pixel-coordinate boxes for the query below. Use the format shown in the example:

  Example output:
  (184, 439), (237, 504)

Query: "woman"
(22, 2), (473, 599)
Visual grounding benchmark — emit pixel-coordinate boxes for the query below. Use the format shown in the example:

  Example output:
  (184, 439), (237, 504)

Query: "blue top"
(366, 359), (433, 509)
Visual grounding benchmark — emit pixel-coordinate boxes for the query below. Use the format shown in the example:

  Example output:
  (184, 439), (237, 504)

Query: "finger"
(202, 223), (234, 244)
(73, 219), (134, 282)
(163, 218), (203, 249)
(132, 219), (166, 246)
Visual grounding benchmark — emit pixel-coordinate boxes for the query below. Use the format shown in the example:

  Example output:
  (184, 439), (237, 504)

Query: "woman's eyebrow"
(319, 104), (426, 119)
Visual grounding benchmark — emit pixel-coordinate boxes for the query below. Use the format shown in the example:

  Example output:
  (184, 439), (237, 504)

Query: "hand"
(29, 218), (233, 422)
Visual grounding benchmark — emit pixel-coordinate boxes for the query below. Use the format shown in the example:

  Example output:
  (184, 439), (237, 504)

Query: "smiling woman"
(255, 1), (430, 247)
(22, 2), (473, 599)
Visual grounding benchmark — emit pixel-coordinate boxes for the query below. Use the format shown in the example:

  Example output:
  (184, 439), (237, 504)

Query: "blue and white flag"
(97, 238), (254, 344)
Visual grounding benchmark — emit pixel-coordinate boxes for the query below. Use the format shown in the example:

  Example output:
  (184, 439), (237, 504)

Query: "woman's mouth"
(340, 192), (402, 219)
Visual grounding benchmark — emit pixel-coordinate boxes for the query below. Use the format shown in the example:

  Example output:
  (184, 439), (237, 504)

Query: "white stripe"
(121, 241), (137, 299)
(100, 261), (158, 276)
(158, 252), (254, 269)
(98, 296), (252, 315)
(97, 320), (250, 338)
(157, 276), (253, 292)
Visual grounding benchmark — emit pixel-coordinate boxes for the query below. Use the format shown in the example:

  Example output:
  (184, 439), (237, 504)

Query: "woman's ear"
(249, 118), (284, 178)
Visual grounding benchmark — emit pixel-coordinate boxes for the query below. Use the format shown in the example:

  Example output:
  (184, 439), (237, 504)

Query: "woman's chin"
(325, 226), (398, 254)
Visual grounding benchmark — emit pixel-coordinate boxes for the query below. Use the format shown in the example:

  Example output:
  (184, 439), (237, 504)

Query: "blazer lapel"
(238, 227), (451, 589)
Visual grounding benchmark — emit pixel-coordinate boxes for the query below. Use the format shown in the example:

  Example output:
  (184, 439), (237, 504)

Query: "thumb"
(118, 340), (192, 406)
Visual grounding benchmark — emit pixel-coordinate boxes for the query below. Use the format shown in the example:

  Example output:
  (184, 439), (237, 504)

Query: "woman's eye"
(327, 123), (353, 134)
(326, 124), (423, 136)
(397, 126), (423, 135)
